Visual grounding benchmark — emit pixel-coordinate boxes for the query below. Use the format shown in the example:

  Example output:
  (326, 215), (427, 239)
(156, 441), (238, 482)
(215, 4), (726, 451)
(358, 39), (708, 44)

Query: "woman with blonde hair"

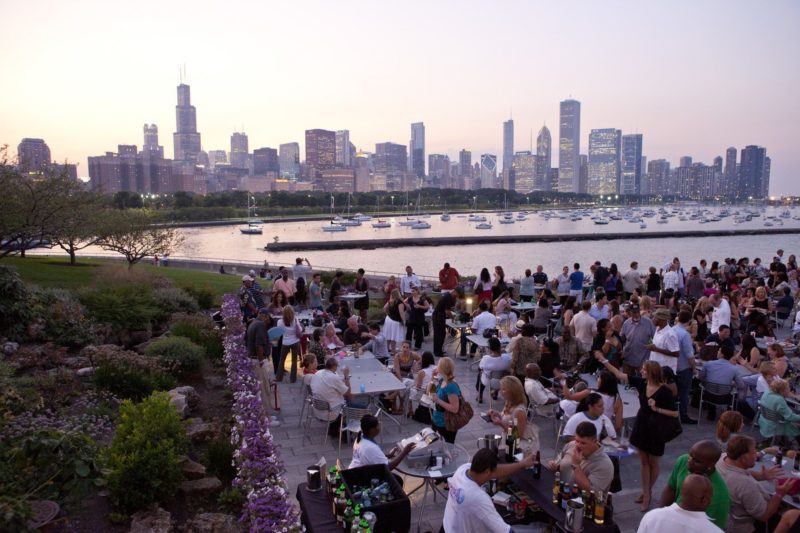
(429, 357), (463, 443)
(382, 289), (407, 352)
(716, 410), (744, 445)
(759, 378), (800, 445)
(276, 305), (302, 383)
(488, 376), (540, 453)
(639, 295), (654, 319)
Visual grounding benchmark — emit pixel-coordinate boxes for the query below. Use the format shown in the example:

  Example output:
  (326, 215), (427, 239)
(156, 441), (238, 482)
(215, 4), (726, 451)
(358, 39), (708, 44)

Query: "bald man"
(638, 474), (722, 532)
(660, 440), (730, 530)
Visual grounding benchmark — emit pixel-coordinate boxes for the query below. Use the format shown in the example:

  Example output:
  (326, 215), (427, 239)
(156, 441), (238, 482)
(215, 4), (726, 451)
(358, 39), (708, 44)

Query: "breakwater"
(265, 227), (800, 251)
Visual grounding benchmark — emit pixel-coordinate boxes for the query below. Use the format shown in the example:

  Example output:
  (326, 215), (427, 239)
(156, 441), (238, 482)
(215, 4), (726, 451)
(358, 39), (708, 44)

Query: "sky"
(1, 0), (798, 194)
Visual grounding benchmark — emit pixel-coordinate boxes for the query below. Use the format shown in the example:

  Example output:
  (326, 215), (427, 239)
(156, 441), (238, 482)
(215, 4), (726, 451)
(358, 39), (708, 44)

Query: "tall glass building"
(588, 128), (621, 195)
(620, 134), (643, 195)
(558, 99), (580, 192)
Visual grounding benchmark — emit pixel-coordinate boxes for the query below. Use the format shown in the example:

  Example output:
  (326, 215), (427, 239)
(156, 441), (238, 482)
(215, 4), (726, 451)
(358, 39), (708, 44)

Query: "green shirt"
(667, 454), (730, 530)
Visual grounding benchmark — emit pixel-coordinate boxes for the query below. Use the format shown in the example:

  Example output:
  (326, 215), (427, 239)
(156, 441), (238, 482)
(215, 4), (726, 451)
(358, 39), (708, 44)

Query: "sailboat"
(498, 196), (515, 224)
(398, 192), (419, 226)
(239, 194), (263, 234)
(322, 195), (347, 232)
(339, 193), (361, 226)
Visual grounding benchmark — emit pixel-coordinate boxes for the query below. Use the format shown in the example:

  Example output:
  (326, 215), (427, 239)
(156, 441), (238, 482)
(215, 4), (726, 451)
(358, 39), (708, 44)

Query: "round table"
(396, 442), (469, 532)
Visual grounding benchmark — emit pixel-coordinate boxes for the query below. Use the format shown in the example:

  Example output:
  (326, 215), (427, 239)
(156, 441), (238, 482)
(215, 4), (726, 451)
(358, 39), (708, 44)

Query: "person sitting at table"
(470, 301), (497, 356)
(741, 361), (777, 413)
(430, 357), (463, 443)
(546, 421), (614, 492)
(508, 323), (540, 384)
(301, 353), (318, 387)
(348, 414), (416, 472)
(410, 351), (437, 423)
(492, 289), (513, 324)
(556, 377), (589, 418)
(716, 434), (798, 533)
(386, 341), (421, 415)
(768, 343), (789, 378)
(699, 345), (749, 420)
(310, 357), (355, 438)
(487, 376), (540, 453)
(333, 301), (352, 332)
(555, 327), (588, 371)
(306, 328), (326, 367)
(361, 322), (390, 364)
(443, 448), (536, 533)
(342, 315), (369, 346)
(530, 297), (551, 335)
(736, 332), (764, 371)
(561, 392), (617, 441)
(659, 440), (730, 530)
(478, 337), (511, 404)
(524, 363), (559, 416)
(640, 474), (724, 533)
(758, 378), (800, 446)
(704, 324), (736, 354)
(321, 322), (344, 351)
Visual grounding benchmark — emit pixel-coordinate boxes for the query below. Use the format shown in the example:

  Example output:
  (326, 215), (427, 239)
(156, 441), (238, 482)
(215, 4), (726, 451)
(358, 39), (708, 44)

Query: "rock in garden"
(128, 329), (153, 346)
(169, 393), (189, 418)
(179, 477), (221, 498)
(63, 356), (91, 369)
(171, 386), (199, 409)
(182, 459), (207, 480)
(184, 418), (213, 442)
(129, 506), (172, 533)
(184, 513), (241, 532)
(76, 367), (95, 377)
(2, 341), (19, 355)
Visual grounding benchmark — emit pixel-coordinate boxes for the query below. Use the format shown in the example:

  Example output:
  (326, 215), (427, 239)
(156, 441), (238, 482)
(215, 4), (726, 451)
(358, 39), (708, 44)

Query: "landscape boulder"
(183, 513), (241, 532)
(76, 367), (95, 378)
(184, 418), (213, 443)
(182, 459), (207, 480)
(179, 477), (222, 498)
(3, 341), (19, 356)
(129, 506), (172, 533)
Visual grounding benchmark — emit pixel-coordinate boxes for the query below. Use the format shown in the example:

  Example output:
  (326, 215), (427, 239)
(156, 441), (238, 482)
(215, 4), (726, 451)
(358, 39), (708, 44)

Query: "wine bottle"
(506, 424), (516, 462)
(552, 471), (561, 505)
(343, 501), (355, 530)
(532, 451), (541, 479)
(585, 490), (594, 520)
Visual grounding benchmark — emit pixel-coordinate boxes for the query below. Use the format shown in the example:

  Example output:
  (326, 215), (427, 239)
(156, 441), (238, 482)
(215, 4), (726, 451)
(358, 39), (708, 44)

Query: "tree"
(51, 190), (109, 265)
(112, 191), (143, 209)
(98, 209), (184, 269)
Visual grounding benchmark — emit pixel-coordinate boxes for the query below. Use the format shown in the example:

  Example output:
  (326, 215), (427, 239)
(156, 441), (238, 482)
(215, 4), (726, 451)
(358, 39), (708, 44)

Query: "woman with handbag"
(276, 305), (303, 383)
(430, 357), (470, 443)
(595, 355), (679, 512)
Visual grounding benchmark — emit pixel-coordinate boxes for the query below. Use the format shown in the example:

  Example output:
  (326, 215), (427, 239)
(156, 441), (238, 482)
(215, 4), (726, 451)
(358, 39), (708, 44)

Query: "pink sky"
(1, 0), (798, 193)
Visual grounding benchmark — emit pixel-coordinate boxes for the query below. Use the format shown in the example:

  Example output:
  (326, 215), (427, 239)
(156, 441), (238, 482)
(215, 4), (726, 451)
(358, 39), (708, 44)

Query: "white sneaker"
(270, 416), (282, 427)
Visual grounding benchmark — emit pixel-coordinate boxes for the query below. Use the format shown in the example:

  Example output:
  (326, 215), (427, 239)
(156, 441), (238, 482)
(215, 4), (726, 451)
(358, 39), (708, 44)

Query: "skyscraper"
(679, 156), (693, 168)
(724, 147), (738, 197)
(458, 149), (472, 178)
(335, 130), (351, 167)
(252, 147), (279, 175)
(374, 142), (407, 191)
(409, 122), (425, 178)
(279, 142), (300, 179)
(502, 119), (514, 174)
(558, 99), (580, 192)
(17, 138), (51, 173)
(142, 124), (163, 158)
(305, 129), (336, 179)
(480, 154), (497, 189)
(511, 151), (536, 193)
(354, 152), (371, 192)
(230, 132), (249, 169)
(535, 125), (551, 191)
(738, 145), (769, 199)
(588, 128), (621, 195)
(173, 84), (202, 162)
(578, 155), (588, 194)
(428, 154), (450, 187)
(647, 159), (671, 195)
(620, 134), (643, 195)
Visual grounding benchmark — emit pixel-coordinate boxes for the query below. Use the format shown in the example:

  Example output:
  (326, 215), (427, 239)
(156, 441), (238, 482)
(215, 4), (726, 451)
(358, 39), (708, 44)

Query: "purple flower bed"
(220, 294), (301, 532)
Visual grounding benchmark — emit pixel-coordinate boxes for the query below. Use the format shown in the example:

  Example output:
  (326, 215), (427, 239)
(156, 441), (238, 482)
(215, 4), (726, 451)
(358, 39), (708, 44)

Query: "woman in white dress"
(382, 289), (407, 352)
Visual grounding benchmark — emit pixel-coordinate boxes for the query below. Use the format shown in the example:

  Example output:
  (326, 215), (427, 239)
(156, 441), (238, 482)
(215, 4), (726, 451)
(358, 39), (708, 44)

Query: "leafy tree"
(111, 191), (143, 209)
(50, 190), (109, 265)
(97, 209), (184, 269)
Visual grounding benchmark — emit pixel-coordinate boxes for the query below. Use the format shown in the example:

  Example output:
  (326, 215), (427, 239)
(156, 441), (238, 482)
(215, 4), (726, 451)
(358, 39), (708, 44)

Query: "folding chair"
(698, 381), (737, 422)
(297, 383), (312, 427)
(759, 405), (789, 447)
(487, 370), (510, 410)
(303, 396), (334, 446)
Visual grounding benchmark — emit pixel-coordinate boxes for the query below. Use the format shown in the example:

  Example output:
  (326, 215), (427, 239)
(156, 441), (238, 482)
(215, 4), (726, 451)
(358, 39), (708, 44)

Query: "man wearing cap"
(245, 307), (281, 426)
(239, 275), (264, 322)
(646, 308), (680, 371)
(620, 303), (655, 375)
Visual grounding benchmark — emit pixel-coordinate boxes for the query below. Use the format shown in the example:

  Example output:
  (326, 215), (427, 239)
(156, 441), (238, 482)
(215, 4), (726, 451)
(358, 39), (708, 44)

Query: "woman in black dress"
(595, 356), (679, 512)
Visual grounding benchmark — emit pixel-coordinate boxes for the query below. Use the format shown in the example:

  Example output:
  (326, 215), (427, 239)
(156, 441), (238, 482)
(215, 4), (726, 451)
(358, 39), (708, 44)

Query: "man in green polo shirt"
(659, 440), (730, 530)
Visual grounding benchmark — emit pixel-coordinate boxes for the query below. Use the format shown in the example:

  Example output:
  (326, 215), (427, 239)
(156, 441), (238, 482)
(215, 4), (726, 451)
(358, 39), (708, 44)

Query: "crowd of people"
(237, 249), (800, 532)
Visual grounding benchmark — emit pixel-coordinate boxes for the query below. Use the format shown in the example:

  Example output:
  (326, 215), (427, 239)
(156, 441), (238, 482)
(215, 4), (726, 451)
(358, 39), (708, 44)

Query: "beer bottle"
(561, 482), (569, 510)
(532, 451), (541, 479)
(343, 501), (355, 530)
(511, 420), (520, 453)
(776, 449), (784, 468)
(552, 471), (561, 505)
(593, 491), (606, 525)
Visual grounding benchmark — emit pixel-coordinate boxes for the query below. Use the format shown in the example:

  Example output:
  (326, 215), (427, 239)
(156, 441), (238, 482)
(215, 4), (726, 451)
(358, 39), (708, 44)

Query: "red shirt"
(439, 267), (460, 290)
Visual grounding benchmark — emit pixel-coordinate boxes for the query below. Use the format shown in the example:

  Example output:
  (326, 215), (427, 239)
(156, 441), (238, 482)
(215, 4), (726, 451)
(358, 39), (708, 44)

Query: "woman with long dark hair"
(474, 268), (493, 306)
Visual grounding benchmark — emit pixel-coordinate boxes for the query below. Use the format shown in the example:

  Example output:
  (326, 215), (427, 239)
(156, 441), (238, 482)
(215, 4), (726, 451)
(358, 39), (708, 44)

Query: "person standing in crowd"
(593, 261), (609, 291)
(519, 268), (536, 302)
(438, 262), (460, 290)
(572, 300), (598, 352)
(328, 270), (344, 304)
(623, 261), (644, 300)
(382, 289), (406, 353)
(245, 308), (280, 425)
(405, 286), (430, 350)
(239, 275), (264, 323)
(432, 286), (464, 358)
(273, 267), (297, 305)
(492, 265), (508, 300)
(400, 265), (420, 298)
(547, 421), (614, 493)
(659, 440), (729, 529)
(509, 323), (540, 383)
(621, 303), (655, 375)
(598, 357), (679, 511)
(555, 265), (571, 305)
(640, 474), (724, 533)
(430, 357), (463, 443)
(685, 267), (706, 301)
(308, 272), (324, 311)
(353, 268), (370, 322)
(474, 267), (494, 306)
(383, 275), (398, 304)
(276, 305), (302, 383)
(292, 257), (312, 307)
(647, 309), (680, 372)
(569, 263), (585, 303)
(645, 266), (662, 299)
(673, 309), (699, 424)
(532, 264), (548, 298)
(605, 263), (620, 301)
(589, 292), (610, 321)
(709, 293), (731, 334)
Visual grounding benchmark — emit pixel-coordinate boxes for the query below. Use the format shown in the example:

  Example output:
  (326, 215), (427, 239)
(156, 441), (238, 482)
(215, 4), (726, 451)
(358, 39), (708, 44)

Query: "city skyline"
(1, 1), (798, 193)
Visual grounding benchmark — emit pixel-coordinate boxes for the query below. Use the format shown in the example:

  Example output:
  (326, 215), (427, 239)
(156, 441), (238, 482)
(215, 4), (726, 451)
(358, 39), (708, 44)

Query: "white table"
(756, 455), (800, 509)
(337, 357), (406, 430)
(446, 319), (472, 359)
(466, 334), (510, 349)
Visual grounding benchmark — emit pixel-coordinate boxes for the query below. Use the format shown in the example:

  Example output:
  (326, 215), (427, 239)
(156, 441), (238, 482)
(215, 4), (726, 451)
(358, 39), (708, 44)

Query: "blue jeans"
(676, 368), (693, 420)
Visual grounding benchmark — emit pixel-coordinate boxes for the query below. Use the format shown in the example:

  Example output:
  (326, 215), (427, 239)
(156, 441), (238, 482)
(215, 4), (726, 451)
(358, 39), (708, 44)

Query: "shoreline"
(264, 227), (800, 251)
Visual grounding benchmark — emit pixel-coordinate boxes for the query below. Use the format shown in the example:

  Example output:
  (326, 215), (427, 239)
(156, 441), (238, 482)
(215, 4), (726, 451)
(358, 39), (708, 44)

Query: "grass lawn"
(3, 256), (240, 305)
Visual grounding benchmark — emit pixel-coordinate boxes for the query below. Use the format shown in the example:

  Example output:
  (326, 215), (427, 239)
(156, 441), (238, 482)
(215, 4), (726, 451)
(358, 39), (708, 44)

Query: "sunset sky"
(1, 0), (798, 193)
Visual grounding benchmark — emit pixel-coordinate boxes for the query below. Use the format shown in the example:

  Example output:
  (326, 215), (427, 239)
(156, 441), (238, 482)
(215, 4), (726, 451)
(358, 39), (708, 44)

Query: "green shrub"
(170, 314), (224, 361)
(153, 287), (199, 315)
(0, 362), (43, 417)
(0, 265), (33, 341)
(79, 285), (161, 331)
(145, 336), (205, 374)
(92, 350), (176, 401)
(180, 284), (215, 309)
(204, 431), (236, 484)
(216, 487), (245, 514)
(105, 392), (188, 513)
(31, 288), (97, 348)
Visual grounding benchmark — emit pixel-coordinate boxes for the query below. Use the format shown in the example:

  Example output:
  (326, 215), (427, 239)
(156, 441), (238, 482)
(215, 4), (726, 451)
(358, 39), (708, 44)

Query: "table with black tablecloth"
(508, 468), (619, 533)
(296, 482), (341, 533)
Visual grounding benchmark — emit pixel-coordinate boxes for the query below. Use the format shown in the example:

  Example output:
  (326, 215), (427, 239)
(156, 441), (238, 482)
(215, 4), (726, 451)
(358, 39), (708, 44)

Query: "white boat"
(440, 213), (451, 221)
(657, 218), (669, 224)
(352, 212), (373, 221)
(476, 222), (493, 230)
(398, 218), (419, 226)
(468, 214), (487, 222)
(322, 223), (347, 232)
(516, 214), (527, 221)
(239, 195), (263, 234)
(594, 218), (609, 225)
(371, 219), (391, 228)
(339, 218), (362, 227)
(498, 215), (515, 224)
(411, 221), (431, 229)
(764, 221), (774, 227)
(640, 222), (647, 229)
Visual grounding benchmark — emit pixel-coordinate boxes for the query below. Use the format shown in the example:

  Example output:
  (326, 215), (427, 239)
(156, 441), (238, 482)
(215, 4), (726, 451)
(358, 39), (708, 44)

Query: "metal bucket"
(477, 434), (502, 456)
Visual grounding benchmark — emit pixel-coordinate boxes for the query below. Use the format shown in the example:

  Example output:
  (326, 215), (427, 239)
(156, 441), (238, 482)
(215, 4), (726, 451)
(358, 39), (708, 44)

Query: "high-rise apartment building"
(409, 122), (425, 178)
(558, 99), (581, 192)
(647, 159), (671, 195)
(428, 154), (450, 187)
(17, 138), (51, 173)
(173, 84), (202, 162)
(578, 155), (588, 194)
(458, 149), (472, 178)
(230, 132), (249, 169)
(320, 168), (355, 193)
(354, 152), (371, 192)
(207, 150), (227, 169)
(723, 147), (738, 197)
(511, 151), (536, 193)
(305, 129), (336, 179)
(502, 119), (514, 174)
(480, 154), (497, 189)
(142, 124), (163, 158)
(335, 130), (351, 167)
(738, 145), (769, 199)
(535, 125), (551, 191)
(587, 128), (621, 195)
(620, 134), (643, 195)
(252, 147), (279, 175)
(279, 142), (300, 179)
(679, 156), (693, 168)
(374, 142), (407, 191)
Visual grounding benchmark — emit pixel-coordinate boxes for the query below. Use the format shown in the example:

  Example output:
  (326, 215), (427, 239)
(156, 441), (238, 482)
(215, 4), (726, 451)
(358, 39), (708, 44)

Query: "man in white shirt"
(348, 415), (415, 470)
(310, 357), (353, 437)
(709, 293), (731, 335)
(571, 300), (597, 351)
(638, 474), (723, 533)
(478, 337), (512, 403)
(470, 301), (497, 357)
(400, 265), (420, 297)
(524, 363), (558, 416)
(443, 448), (535, 533)
(662, 264), (681, 293)
(647, 309), (680, 371)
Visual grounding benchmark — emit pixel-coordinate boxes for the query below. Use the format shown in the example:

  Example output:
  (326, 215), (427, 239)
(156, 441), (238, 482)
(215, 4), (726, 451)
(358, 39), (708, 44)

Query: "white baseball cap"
(242, 275), (254, 282)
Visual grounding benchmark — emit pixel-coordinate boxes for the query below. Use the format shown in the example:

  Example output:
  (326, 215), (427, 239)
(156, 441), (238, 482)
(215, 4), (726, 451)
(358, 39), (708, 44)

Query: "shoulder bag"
(444, 384), (474, 432)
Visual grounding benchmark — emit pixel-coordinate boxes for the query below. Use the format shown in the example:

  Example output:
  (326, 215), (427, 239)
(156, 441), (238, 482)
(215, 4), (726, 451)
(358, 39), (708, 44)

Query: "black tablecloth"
(296, 483), (341, 533)
(509, 468), (619, 533)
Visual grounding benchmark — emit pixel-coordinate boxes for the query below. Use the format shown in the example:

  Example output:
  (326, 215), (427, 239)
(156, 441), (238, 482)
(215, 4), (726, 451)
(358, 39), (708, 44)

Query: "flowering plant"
(221, 294), (301, 532)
